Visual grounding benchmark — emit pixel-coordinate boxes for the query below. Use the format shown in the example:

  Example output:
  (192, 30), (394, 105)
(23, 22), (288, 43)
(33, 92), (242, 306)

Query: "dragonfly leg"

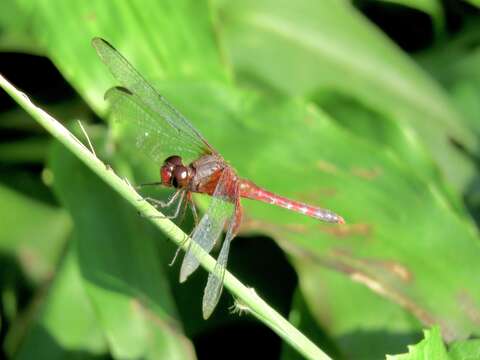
(169, 224), (197, 267)
(188, 194), (200, 226)
(174, 192), (191, 226)
(168, 191), (186, 218)
(169, 233), (189, 267)
(141, 191), (186, 219)
(169, 223), (197, 267)
(141, 188), (182, 208)
(168, 193), (198, 267)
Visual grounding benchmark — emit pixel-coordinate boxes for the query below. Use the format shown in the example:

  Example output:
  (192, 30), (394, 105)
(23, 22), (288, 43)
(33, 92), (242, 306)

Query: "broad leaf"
(386, 327), (448, 360)
(0, 183), (70, 283)
(15, 245), (107, 359)
(217, 0), (476, 191)
(119, 81), (480, 342)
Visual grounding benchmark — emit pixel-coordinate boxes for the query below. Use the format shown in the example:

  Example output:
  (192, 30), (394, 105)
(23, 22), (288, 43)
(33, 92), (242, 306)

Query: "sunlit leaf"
(386, 327), (448, 360)
(119, 81), (480, 342)
(14, 0), (228, 113)
(288, 267), (423, 359)
(15, 245), (107, 359)
(217, 0), (476, 191)
(449, 338), (480, 360)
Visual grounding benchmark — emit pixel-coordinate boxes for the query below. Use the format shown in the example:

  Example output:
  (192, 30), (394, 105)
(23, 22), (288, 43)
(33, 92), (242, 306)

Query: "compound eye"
(164, 155), (183, 167)
(172, 166), (189, 188)
(160, 166), (173, 186)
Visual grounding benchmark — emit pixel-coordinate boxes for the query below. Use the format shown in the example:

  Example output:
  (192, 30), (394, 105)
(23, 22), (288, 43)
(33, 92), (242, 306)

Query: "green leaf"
(49, 139), (196, 360)
(449, 339), (480, 360)
(386, 327), (448, 360)
(464, 0), (480, 8)
(218, 0), (476, 191)
(315, 94), (461, 209)
(0, 0), (42, 53)
(293, 266), (422, 359)
(126, 81), (480, 342)
(20, 0), (229, 113)
(414, 23), (480, 216)
(0, 138), (49, 163)
(15, 245), (108, 359)
(416, 23), (480, 138)
(0, 183), (70, 283)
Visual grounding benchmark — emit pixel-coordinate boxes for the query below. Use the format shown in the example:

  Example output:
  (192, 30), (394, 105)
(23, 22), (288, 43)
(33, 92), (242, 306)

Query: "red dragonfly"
(93, 38), (344, 319)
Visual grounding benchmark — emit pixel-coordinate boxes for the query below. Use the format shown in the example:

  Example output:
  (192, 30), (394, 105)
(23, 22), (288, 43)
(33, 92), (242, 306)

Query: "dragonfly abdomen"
(238, 179), (344, 224)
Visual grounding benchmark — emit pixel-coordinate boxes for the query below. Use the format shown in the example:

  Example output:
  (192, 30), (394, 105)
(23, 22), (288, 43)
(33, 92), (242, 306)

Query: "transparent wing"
(93, 37), (213, 163)
(106, 87), (206, 163)
(179, 169), (237, 283)
(202, 194), (238, 319)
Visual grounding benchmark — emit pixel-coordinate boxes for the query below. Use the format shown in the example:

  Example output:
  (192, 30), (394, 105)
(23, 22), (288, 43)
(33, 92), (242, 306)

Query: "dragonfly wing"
(93, 38), (214, 163)
(202, 202), (238, 319)
(105, 86), (205, 163)
(179, 168), (236, 283)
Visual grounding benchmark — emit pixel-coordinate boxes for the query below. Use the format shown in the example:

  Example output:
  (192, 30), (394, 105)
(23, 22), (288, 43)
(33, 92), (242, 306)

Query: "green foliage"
(387, 326), (480, 360)
(1, 0), (480, 359)
(386, 327), (449, 360)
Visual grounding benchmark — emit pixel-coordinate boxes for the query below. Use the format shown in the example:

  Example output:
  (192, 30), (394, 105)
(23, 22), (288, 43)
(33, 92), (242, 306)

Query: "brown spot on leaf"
(350, 272), (389, 296)
(130, 299), (197, 356)
(283, 223), (310, 233)
(18, 246), (53, 281)
(131, 299), (181, 332)
(332, 249), (412, 282)
(316, 160), (339, 175)
(457, 291), (480, 326)
(239, 217), (308, 235)
(380, 261), (412, 282)
(351, 166), (382, 180)
(319, 223), (371, 238)
(280, 239), (447, 336)
(257, 234), (459, 341)
(347, 271), (448, 335)
(85, 12), (97, 22)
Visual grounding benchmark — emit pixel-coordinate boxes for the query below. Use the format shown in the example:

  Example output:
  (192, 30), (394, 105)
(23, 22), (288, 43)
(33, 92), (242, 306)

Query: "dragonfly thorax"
(160, 155), (194, 188)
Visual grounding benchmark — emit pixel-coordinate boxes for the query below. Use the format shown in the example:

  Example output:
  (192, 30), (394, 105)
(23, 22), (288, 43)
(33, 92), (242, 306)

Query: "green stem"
(0, 73), (332, 360)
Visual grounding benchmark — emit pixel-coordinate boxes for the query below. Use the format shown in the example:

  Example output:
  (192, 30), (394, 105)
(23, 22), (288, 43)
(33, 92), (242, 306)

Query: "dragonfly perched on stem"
(92, 37), (344, 319)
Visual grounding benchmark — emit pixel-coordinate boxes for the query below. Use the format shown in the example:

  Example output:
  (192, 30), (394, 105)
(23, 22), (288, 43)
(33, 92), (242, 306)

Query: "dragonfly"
(92, 37), (344, 319)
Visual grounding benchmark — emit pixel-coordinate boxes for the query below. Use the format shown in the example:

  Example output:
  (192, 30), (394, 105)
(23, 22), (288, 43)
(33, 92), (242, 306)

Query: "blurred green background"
(1, 0), (480, 359)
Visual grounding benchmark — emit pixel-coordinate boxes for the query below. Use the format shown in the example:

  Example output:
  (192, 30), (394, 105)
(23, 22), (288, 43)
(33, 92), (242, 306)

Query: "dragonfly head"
(161, 155), (192, 188)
